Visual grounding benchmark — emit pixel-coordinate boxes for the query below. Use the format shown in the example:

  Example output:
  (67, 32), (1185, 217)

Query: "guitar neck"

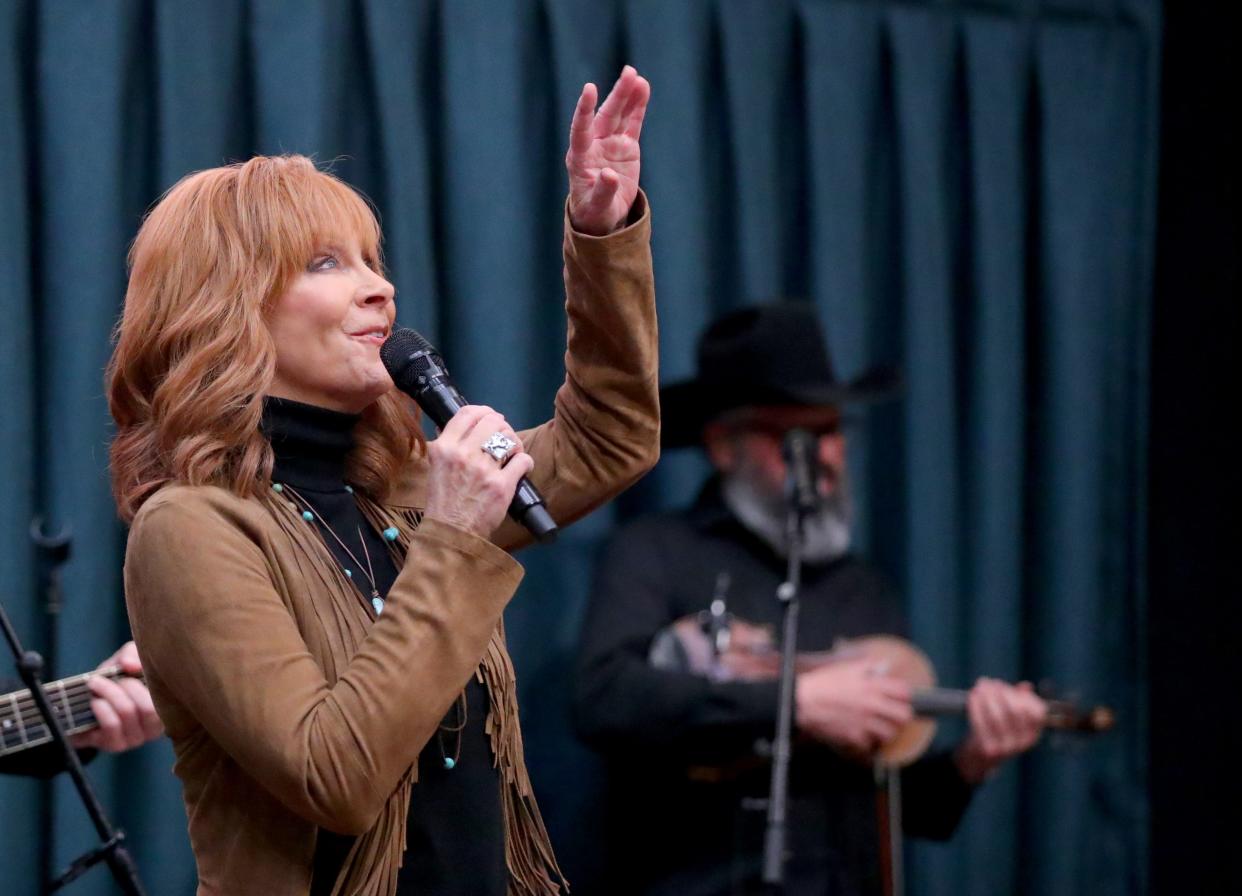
(0, 667), (122, 758)
(911, 687), (970, 717)
(911, 686), (1113, 733)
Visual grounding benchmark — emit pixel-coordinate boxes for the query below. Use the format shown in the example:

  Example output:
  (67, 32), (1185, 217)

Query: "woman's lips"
(348, 330), (387, 345)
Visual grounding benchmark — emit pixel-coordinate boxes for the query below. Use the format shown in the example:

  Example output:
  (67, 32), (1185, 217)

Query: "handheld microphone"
(782, 429), (820, 519)
(380, 327), (558, 543)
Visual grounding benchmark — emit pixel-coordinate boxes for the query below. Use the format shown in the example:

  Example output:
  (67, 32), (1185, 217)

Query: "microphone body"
(782, 429), (821, 519)
(381, 328), (558, 543)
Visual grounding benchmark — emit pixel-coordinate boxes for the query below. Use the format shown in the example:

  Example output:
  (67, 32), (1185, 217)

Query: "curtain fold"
(0, 2), (1157, 894)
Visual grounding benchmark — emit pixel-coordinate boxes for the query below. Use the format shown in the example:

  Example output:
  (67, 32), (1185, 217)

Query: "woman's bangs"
(296, 172), (383, 270)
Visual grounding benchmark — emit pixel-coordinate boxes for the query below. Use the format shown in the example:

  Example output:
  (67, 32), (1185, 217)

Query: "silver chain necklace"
(279, 483), (384, 614)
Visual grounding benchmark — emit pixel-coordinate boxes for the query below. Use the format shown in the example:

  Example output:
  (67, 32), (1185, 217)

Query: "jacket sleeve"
(125, 492), (523, 835)
(573, 521), (780, 756)
(493, 191), (660, 551)
(900, 748), (977, 839)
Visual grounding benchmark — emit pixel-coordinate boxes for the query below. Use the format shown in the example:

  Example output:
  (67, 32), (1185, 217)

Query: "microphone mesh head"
(380, 327), (437, 376)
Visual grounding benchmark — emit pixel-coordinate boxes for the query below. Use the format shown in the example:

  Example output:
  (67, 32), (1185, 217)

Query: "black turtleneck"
(262, 397), (507, 896)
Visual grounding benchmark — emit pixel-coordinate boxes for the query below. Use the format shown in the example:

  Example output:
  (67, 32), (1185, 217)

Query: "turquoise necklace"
(274, 482), (395, 616)
(272, 481), (464, 769)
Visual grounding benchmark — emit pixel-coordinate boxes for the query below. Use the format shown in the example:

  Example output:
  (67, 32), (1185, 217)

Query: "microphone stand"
(761, 430), (819, 892)
(31, 516), (72, 890)
(0, 599), (147, 895)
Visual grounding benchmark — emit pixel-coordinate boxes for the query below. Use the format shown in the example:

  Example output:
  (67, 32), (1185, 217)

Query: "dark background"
(1148, 3), (1238, 895)
(0, 0), (1231, 893)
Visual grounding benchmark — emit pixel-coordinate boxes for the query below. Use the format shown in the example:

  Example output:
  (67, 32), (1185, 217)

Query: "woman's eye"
(310, 255), (338, 272)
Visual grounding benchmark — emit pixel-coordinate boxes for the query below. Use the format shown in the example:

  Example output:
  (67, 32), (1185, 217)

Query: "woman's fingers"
(112, 641), (143, 675)
(86, 675), (141, 751)
(574, 169), (623, 226)
(118, 676), (164, 741)
(443, 406), (524, 458)
(438, 405), (496, 443)
(75, 698), (121, 751)
(593, 65), (635, 135)
(498, 451), (535, 492)
(620, 74), (651, 140)
(68, 641), (161, 752)
(569, 83), (597, 156)
(424, 405), (534, 536)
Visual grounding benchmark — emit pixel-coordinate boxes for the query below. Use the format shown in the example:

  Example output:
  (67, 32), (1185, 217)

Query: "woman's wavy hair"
(108, 155), (422, 522)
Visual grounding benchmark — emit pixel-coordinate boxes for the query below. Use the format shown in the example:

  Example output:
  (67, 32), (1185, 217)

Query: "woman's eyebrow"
(317, 239), (375, 259)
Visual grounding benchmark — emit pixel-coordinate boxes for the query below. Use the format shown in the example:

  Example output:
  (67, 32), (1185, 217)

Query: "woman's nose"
(360, 273), (395, 306)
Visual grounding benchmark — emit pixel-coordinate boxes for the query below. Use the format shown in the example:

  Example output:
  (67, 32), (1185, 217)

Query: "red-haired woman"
(109, 68), (655, 895)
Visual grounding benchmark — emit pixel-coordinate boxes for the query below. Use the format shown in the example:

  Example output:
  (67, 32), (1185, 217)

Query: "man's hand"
(70, 641), (164, 753)
(794, 656), (913, 757)
(566, 65), (650, 236)
(953, 678), (1047, 783)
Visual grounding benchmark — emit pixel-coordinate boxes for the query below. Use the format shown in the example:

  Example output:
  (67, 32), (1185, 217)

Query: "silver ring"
(481, 432), (517, 463)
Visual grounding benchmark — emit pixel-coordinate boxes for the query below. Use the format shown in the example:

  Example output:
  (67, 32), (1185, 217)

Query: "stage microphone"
(782, 429), (820, 518)
(380, 328), (558, 543)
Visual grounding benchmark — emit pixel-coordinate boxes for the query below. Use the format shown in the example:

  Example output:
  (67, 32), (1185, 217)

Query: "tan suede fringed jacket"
(124, 196), (658, 895)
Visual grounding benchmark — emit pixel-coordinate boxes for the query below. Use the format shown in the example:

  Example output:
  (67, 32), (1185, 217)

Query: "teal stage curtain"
(0, 2), (1158, 893)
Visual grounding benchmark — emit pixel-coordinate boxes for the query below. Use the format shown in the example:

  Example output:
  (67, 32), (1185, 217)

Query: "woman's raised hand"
(423, 406), (534, 537)
(566, 65), (651, 236)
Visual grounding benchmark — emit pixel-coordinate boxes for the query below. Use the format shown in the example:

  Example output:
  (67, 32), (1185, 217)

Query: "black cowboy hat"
(660, 302), (901, 448)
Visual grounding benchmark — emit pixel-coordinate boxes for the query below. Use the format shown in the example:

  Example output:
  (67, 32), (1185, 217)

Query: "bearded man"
(573, 303), (1045, 896)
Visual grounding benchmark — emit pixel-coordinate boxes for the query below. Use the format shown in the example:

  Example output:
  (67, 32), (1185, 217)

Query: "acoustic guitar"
(0, 666), (132, 757)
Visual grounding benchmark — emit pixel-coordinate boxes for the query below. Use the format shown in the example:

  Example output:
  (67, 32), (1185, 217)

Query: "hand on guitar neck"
(793, 639), (1047, 782)
(68, 641), (163, 753)
(949, 678), (1046, 783)
(659, 617), (1112, 780)
(791, 636), (1107, 781)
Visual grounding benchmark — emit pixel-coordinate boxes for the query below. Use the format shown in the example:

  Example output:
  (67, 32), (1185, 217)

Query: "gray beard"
(721, 470), (854, 564)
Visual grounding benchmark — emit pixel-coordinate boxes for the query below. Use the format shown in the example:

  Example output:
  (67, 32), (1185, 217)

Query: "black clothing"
(574, 479), (975, 896)
(263, 398), (506, 896)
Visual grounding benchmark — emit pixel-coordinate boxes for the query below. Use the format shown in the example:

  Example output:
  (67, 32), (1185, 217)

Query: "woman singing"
(108, 67), (655, 895)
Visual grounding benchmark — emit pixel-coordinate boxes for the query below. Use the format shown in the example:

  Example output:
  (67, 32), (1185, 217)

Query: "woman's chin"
(350, 374), (396, 411)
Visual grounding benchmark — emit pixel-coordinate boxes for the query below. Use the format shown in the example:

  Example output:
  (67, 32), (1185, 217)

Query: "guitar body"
(846, 636), (939, 768)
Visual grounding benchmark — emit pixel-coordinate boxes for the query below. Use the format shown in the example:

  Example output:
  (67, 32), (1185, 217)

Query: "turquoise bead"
(372, 596), (385, 615)
(442, 757), (456, 770)
(271, 483), (283, 493)
(301, 510), (314, 522)
(344, 569), (352, 578)
(344, 484), (354, 494)
(382, 527), (399, 542)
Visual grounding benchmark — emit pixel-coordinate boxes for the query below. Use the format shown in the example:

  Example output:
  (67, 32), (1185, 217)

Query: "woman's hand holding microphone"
(422, 405), (533, 538)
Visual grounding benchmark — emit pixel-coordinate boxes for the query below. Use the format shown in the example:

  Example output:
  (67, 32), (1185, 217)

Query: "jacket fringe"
(354, 499), (568, 895)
